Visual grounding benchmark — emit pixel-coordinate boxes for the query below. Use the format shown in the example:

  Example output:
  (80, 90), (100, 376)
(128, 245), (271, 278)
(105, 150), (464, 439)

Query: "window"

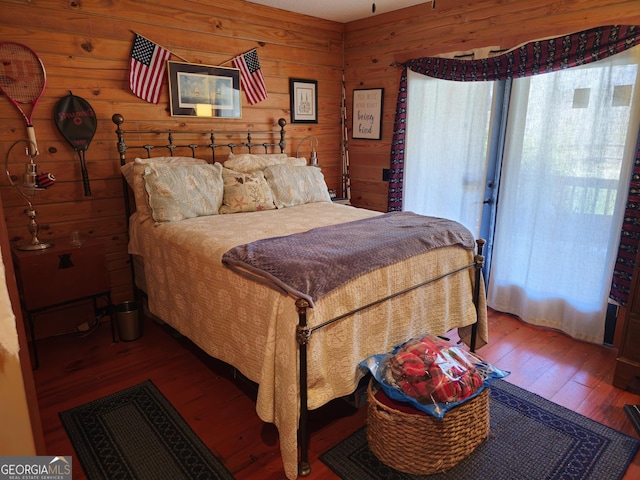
(404, 46), (640, 343)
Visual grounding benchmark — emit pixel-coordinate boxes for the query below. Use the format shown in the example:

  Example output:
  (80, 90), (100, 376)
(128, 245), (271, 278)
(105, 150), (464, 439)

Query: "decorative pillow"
(143, 162), (223, 222)
(219, 168), (276, 214)
(121, 156), (208, 222)
(263, 164), (332, 208)
(224, 153), (307, 173)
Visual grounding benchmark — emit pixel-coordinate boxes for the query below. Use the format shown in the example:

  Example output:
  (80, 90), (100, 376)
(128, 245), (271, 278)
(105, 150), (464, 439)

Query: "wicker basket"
(366, 379), (490, 475)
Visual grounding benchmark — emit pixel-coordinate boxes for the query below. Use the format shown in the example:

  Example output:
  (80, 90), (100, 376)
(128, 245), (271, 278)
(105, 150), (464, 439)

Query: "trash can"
(115, 301), (142, 341)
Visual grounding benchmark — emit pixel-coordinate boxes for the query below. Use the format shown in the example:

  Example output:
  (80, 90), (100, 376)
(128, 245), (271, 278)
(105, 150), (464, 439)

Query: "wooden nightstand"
(11, 236), (115, 368)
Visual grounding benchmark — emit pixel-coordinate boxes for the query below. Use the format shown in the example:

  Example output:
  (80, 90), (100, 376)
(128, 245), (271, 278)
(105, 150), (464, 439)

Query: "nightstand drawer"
(12, 237), (109, 311)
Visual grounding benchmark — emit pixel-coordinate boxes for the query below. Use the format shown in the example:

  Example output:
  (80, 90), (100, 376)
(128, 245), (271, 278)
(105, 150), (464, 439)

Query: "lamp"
(4, 138), (54, 251)
(296, 135), (319, 166)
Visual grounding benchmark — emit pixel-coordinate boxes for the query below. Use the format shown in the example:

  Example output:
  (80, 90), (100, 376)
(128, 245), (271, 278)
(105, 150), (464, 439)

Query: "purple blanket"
(221, 212), (474, 307)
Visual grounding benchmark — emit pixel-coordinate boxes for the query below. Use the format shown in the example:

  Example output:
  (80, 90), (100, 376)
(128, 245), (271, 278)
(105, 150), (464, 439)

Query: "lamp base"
(16, 241), (53, 251)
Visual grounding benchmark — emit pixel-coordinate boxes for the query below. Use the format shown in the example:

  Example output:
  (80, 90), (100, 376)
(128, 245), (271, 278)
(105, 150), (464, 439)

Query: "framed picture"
(168, 61), (241, 118)
(352, 88), (384, 140)
(289, 78), (318, 123)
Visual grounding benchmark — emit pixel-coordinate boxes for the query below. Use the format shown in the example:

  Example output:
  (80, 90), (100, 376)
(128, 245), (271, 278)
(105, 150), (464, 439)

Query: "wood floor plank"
(31, 309), (640, 479)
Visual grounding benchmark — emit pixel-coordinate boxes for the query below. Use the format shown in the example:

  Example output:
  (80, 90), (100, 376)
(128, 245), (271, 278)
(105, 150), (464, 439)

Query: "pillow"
(285, 157), (308, 166)
(121, 156), (208, 222)
(224, 153), (307, 173)
(219, 168), (276, 214)
(143, 162), (223, 222)
(263, 164), (332, 208)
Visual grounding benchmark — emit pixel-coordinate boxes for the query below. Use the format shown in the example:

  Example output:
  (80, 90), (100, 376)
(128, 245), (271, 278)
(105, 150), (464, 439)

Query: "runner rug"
(320, 379), (639, 480)
(59, 379), (234, 480)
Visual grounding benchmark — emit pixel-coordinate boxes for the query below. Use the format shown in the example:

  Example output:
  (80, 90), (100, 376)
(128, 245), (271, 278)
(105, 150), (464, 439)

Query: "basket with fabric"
(366, 378), (490, 475)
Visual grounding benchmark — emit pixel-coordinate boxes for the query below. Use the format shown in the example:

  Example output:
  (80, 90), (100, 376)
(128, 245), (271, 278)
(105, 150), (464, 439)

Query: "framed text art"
(290, 78), (318, 123)
(168, 61), (241, 118)
(352, 88), (383, 140)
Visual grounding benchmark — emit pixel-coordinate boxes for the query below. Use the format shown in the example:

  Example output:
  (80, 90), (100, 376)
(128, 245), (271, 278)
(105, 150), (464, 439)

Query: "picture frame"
(352, 88), (384, 140)
(289, 78), (318, 123)
(167, 61), (241, 118)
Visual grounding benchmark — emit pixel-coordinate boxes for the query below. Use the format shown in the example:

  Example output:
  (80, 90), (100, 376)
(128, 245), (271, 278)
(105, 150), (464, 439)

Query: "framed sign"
(352, 88), (384, 139)
(289, 78), (318, 123)
(168, 61), (241, 118)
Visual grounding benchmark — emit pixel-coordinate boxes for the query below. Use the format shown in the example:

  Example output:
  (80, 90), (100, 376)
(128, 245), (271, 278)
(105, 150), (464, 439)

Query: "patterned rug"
(321, 379), (639, 480)
(59, 380), (234, 480)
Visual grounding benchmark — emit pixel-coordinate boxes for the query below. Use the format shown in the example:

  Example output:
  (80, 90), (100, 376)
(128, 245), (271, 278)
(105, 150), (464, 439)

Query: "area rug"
(59, 380), (234, 480)
(320, 379), (639, 480)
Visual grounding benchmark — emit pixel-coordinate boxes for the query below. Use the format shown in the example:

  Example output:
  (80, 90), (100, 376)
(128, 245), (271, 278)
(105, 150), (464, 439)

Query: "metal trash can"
(115, 301), (142, 341)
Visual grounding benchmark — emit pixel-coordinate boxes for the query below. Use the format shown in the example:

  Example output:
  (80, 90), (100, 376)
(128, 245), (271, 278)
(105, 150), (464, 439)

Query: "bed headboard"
(112, 114), (287, 164)
(111, 113), (288, 223)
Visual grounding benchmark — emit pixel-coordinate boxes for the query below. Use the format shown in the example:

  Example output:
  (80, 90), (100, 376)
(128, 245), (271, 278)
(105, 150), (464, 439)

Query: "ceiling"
(245, 0), (433, 23)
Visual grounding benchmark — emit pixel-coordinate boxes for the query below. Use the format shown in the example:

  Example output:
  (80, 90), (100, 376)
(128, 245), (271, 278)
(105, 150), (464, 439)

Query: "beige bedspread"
(128, 202), (488, 479)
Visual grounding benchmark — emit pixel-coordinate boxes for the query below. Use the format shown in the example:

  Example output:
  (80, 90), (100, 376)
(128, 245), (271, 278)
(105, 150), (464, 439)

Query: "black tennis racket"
(54, 92), (97, 196)
(0, 42), (46, 156)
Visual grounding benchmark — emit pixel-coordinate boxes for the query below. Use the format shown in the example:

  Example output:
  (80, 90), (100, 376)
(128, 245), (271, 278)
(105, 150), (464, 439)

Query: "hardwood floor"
(32, 309), (640, 479)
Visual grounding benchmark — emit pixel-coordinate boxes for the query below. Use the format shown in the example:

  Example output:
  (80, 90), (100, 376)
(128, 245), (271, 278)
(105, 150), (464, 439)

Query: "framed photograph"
(168, 61), (241, 118)
(289, 78), (318, 123)
(352, 88), (384, 140)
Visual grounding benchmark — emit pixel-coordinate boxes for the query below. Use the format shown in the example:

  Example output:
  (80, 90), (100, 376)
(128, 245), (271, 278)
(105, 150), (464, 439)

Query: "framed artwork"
(168, 61), (241, 118)
(352, 88), (384, 140)
(289, 78), (318, 123)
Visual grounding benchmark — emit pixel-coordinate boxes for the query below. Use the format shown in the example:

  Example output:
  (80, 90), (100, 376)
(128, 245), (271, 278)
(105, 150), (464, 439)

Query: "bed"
(112, 114), (488, 479)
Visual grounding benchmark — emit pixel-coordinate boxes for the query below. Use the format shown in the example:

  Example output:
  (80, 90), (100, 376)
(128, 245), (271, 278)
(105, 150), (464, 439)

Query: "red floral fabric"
(388, 335), (483, 404)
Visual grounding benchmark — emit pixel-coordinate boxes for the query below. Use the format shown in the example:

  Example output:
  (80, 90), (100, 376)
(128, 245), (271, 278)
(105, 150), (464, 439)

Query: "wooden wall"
(0, 0), (344, 312)
(2, 0), (640, 334)
(344, 0), (640, 211)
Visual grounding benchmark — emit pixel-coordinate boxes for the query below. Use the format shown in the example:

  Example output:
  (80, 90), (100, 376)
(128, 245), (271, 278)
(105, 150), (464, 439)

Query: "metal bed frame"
(112, 113), (485, 476)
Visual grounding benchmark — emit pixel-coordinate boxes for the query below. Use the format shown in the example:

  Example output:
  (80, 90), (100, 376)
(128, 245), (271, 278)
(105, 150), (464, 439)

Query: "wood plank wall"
(0, 0), (344, 319)
(2, 0), (640, 335)
(344, 0), (640, 211)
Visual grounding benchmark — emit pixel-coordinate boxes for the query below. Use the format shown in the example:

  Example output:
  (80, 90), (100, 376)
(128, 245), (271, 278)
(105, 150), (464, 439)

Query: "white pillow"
(121, 156), (208, 223)
(224, 153), (306, 173)
(263, 164), (332, 208)
(143, 162), (223, 222)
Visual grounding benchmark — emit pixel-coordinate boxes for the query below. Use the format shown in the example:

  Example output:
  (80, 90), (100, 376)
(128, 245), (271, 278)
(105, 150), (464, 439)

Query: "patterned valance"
(404, 25), (639, 81)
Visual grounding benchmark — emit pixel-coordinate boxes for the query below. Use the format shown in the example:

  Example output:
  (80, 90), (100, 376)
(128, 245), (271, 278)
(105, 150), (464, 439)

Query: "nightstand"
(11, 236), (115, 368)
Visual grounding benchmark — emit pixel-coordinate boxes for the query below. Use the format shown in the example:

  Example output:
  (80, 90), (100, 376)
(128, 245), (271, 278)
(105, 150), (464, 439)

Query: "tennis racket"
(0, 42), (46, 157)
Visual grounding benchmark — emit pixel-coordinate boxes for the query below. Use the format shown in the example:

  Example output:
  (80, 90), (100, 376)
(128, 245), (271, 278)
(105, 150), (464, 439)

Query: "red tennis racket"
(0, 42), (46, 156)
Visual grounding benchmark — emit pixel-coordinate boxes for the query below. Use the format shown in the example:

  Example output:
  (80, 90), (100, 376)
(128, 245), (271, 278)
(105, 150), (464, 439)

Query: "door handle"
(483, 198), (494, 205)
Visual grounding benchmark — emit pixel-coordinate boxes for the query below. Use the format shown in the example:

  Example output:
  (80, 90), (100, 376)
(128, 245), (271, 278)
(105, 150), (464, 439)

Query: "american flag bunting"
(232, 49), (268, 105)
(129, 33), (172, 104)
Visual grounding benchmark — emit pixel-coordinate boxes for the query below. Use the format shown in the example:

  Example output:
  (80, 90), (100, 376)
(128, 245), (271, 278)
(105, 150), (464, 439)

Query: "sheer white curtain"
(404, 69), (492, 236)
(404, 47), (640, 344)
(488, 47), (640, 343)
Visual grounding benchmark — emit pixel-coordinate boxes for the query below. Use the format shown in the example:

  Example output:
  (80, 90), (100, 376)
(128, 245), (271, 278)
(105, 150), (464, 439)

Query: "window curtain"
(610, 131), (640, 305)
(387, 25), (640, 305)
(403, 70), (493, 235)
(489, 53), (640, 343)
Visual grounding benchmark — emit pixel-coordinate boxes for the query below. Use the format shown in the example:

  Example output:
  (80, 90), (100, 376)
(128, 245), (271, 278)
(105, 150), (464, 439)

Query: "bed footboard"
(295, 238), (486, 476)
